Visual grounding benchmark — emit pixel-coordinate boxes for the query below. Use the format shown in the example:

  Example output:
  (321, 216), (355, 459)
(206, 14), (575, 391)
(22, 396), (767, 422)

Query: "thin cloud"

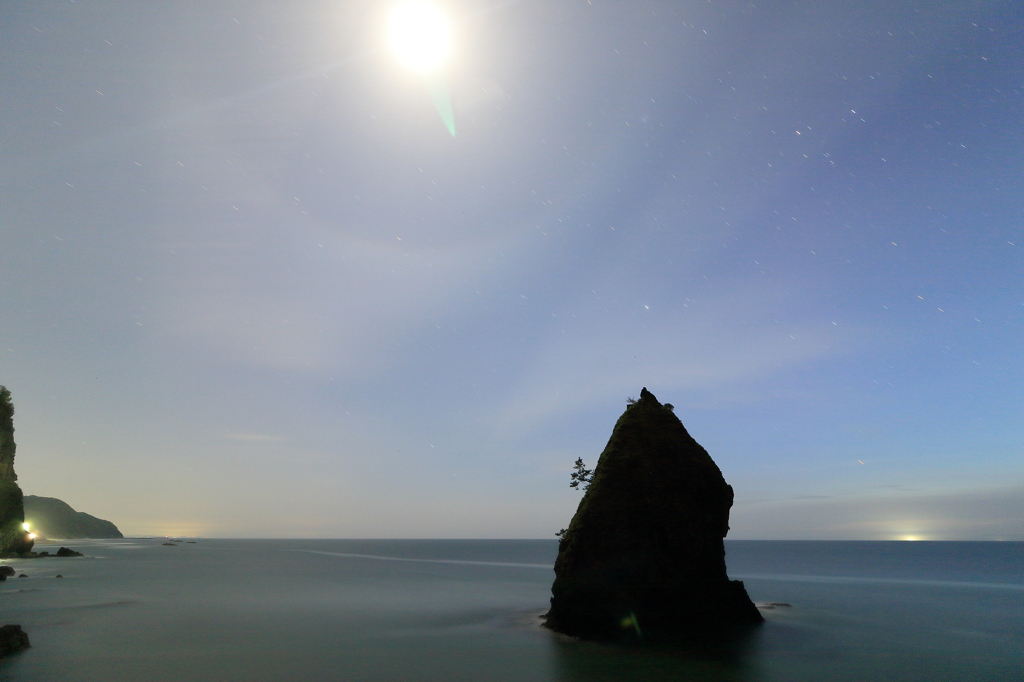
(221, 432), (286, 444)
(493, 284), (867, 434)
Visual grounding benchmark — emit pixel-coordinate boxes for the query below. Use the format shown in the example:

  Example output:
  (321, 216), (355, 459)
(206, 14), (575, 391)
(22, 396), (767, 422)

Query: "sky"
(1, 0), (1021, 540)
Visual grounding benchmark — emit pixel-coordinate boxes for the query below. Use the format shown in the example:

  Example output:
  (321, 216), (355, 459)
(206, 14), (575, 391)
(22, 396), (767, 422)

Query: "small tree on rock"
(569, 458), (593, 491)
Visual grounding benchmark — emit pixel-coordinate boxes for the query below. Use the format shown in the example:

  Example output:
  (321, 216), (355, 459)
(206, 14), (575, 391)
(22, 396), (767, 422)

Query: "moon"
(387, 1), (453, 74)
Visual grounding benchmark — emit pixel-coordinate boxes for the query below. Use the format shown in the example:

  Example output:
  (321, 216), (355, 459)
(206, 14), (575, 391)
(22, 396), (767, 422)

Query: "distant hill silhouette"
(23, 496), (122, 539)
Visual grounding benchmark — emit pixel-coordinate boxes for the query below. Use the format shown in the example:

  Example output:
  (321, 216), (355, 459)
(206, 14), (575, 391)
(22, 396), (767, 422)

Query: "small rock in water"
(0, 566), (14, 577)
(55, 574), (63, 578)
(162, 543), (177, 546)
(37, 551), (50, 557)
(0, 624), (30, 657)
(55, 547), (83, 557)
(17, 574), (27, 578)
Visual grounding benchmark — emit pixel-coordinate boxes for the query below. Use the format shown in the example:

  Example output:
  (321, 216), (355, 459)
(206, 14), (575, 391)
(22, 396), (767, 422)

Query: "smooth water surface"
(1, 540), (1021, 681)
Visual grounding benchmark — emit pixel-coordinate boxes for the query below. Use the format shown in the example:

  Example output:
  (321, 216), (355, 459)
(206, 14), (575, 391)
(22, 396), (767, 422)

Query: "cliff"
(23, 496), (122, 539)
(546, 388), (762, 642)
(0, 387), (33, 555)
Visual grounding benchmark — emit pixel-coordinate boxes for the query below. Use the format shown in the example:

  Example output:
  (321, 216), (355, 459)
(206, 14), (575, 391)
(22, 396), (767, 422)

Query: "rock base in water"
(0, 625), (30, 657)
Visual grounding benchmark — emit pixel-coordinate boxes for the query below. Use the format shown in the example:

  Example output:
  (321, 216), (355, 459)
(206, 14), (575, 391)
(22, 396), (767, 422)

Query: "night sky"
(1, 0), (1021, 539)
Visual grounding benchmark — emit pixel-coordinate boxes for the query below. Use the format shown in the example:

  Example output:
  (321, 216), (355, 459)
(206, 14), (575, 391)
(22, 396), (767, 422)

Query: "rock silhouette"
(23, 496), (122, 540)
(0, 624), (30, 657)
(0, 387), (33, 556)
(546, 388), (763, 642)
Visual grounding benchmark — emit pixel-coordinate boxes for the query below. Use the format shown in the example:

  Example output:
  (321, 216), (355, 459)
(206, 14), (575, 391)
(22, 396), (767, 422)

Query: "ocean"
(1, 539), (1021, 681)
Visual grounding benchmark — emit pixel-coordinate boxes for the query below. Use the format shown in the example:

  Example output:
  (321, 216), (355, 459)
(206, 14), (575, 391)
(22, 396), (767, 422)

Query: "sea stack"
(0, 386), (33, 556)
(546, 388), (762, 642)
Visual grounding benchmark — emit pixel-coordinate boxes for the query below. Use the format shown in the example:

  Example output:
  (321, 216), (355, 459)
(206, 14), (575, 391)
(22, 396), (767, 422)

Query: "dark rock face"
(546, 388), (763, 642)
(24, 496), (123, 540)
(0, 624), (31, 657)
(55, 547), (83, 557)
(0, 387), (33, 556)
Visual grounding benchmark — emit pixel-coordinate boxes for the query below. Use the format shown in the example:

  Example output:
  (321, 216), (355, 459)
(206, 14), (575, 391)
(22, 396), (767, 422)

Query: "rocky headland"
(0, 386), (33, 556)
(0, 386), (34, 656)
(24, 495), (122, 540)
(545, 388), (763, 642)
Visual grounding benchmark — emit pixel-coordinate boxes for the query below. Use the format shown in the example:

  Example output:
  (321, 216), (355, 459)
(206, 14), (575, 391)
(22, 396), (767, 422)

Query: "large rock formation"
(0, 387), (33, 555)
(546, 388), (762, 642)
(24, 496), (123, 539)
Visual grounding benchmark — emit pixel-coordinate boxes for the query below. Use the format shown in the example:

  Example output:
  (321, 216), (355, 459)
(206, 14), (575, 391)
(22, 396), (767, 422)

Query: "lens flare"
(387, 1), (453, 73)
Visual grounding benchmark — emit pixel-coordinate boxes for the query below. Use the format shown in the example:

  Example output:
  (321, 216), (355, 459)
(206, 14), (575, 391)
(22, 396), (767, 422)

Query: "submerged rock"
(546, 388), (763, 642)
(0, 625), (30, 657)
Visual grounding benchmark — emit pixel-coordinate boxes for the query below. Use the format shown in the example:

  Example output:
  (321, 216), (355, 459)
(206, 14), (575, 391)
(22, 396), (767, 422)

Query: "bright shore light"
(22, 522), (29, 531)
(387, 1), (453, 73)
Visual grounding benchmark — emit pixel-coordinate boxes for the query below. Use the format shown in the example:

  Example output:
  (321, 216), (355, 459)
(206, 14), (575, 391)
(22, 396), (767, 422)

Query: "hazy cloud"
(731, 485), (1024, 540)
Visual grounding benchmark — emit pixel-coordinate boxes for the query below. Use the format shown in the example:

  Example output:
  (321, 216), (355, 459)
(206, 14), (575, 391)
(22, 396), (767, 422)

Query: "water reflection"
(550, 628), (762, 682)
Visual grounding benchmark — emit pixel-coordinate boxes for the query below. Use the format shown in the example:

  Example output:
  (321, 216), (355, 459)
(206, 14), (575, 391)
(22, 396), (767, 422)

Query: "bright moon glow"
(387, 1), (453, 73)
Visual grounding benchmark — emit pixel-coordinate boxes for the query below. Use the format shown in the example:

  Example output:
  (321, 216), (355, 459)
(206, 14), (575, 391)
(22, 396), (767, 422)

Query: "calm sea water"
(1, 540), (1021, 681)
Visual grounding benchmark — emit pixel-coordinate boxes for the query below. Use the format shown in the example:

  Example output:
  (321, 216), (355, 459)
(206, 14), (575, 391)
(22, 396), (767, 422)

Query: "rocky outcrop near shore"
(0, 625), (30, 657)
(546, 388), (763, 642)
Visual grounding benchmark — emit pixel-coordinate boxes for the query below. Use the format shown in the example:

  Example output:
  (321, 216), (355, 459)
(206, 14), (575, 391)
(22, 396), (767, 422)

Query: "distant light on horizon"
(386, 1), (453, 74)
